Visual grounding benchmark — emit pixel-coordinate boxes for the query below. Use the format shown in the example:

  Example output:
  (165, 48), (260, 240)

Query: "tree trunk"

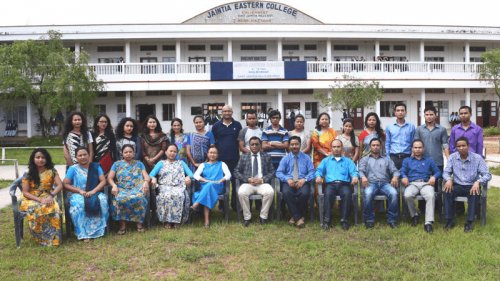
(37, 108), (46, 137)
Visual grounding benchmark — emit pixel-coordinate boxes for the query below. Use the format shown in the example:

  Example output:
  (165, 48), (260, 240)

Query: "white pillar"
(176, 40), (181, 62)
(227, 40), (233, 61)
(176, 91), (182, 119)
(277, 90), (284, 126)
(420, 89), (426, 125)
(465, 88), (471, 107)
(125, 41), (131, 63)
(419, 41), (425, 62)
(375, 100), (381, 116)
(125, 91), (132, 117)
(227, 90), (233, 107)
(26, 100), (32, 138)
(74, 42), (81, 62)
(375, 40), (380, 58)
(326, 40), (332, 61)
(465, 42), (470, 63)
(327, 90), (333, 127)
(277, 39), (282, 61)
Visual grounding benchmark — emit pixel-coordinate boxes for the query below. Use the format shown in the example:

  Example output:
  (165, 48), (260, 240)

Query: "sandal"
(137, 224), (145, 232)
(117, 229), (126, 235)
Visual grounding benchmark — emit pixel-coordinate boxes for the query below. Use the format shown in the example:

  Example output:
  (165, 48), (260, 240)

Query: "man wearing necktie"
(315, 139), (359, 230)
(276, 136), (315, 228)
(234, 136), (276, 226)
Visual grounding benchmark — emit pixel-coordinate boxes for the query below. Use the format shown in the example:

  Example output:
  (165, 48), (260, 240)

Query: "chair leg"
(353, 195), (358, 225)
(481, 197), (487, 226)
(14, 213), (22, 248)
(19, 218), (24, 239)
(224, 195), (229, 223)
(276, 193), (282, 221)
(318, 194), (324, 226)
(236, 196), (242, 222)
(309, 192), (315, 222)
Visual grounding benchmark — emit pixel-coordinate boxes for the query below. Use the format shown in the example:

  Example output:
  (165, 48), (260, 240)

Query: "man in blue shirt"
(400, 139), (441, 233)
(315, 139), (359, 230)
(385, 102), (415, 170)
(442, 137), (491, 232)
(276, 136), (315, 228)
(359, 138), (400, 229)
(211, 105), (242, 211)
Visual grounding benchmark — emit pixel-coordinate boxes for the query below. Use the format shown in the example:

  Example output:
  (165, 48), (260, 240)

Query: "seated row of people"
(19, 132), (489, 246)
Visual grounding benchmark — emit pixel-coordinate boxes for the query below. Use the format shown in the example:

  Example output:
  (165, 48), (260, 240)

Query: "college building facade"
(1, 1), (500, 136)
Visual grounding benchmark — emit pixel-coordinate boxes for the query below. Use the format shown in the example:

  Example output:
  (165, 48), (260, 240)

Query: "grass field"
(1, 190), (499, 280)
(0, 180), (11, 189)
(0, 147), (65, 166)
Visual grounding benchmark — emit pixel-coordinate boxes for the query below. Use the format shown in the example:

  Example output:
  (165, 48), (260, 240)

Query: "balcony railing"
(89, 61), (483, 82)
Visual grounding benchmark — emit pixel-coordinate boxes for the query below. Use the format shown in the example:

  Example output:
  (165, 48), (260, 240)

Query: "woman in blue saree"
(192, 145), (231, 228)
(63, 146), (108, 242)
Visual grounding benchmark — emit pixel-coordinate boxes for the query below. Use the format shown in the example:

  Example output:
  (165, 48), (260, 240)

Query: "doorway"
(135, 104), (156, 129)
(476, 100), (497, 127)
(283, 102), (301, 131)
(140, 57), (158, 74)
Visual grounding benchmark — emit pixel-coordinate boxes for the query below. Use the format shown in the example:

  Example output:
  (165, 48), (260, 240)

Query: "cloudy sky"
(0, 0), (498, 27)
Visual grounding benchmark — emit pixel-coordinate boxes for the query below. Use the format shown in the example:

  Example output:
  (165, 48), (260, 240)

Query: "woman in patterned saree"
(63, 146), (109, 242)
(92, 114), (118, 174)
(108, 144), (150, 234)
(311, 112), (337, 167)
(186, 115), (215, 172)
(167, 118), (189, 164)
(149, 144), (194, 229)
(141, 115), (168, 173)
(63, 112), (94, 167)
(20, 148), (63, 246)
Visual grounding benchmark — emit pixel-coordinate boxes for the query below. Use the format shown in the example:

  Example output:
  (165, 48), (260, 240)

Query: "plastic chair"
(189, 180), (230, 223)
(236, 178), (276, 222)
(317, 182), (359, 225)
(276, 180), (315, 222)
(10, 173), (64, 248)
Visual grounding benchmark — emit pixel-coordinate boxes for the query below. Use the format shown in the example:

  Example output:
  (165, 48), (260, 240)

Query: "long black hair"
(342, 118), (359, 148)
(315, 112), (331, 131)
(62, 112), (89, 143)
(169, 118), (184, 144)
(364, 112), (384, 141)
(141, 115), (163, 135)
(115, 117), (138, 139)
(27, 148), (55, 186)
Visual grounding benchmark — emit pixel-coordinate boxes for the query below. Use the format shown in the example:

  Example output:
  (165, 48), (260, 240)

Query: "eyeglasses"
(250, 143), (260, 147)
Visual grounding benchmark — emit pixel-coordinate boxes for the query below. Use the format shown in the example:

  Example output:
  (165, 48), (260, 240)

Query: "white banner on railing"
(233, 61), (285, 79)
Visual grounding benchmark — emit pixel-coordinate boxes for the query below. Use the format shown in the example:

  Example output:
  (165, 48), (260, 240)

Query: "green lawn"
(0, 147), (64, 166)
(1, 190), (499, 280)
(490, 166), (500, 176)
(0, 180), (11, 189)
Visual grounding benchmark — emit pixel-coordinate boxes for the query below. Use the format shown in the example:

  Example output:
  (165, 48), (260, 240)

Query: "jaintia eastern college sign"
(184, 1), (322, 24)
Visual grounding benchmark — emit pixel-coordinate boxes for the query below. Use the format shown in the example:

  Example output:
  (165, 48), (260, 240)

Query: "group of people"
(18, 102), (490, 247)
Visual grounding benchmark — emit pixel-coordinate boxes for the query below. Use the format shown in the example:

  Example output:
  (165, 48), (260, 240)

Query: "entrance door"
(140, 57), (158, 74)
(476, 100), (498, 127)
(283, 102), (301, 131)
(135, 104), (156, 129)
(349, 107), (364, 130)
(417, 101), (441, 126)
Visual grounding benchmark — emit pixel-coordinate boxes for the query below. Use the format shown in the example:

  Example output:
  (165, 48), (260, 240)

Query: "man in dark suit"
(234, 136), (275, 226)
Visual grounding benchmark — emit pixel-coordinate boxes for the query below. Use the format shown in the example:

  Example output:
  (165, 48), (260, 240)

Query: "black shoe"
(411, 215), (419, 227)
(464, 222), (473, 233)
(322, 223), (330, 230)
(243, 220), (251, 227)
(388, 222), (397, 229)
(424, 224), (433, 233)
(445, 220), (455, 230)
(259, 218), (268, 225)
(365, 222), (374, 229)
(341, 222), (350, 231)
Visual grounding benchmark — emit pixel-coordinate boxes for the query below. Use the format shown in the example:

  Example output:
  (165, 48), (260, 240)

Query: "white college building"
(1, 1), (500, 136)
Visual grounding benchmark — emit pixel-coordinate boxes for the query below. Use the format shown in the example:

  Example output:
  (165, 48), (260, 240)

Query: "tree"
(0, 30), (103, 136)
(314, 75), (383, 117)
(479, 48), (500, 127)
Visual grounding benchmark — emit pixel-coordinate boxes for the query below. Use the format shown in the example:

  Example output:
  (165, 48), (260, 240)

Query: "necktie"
(293, 155), (299, 181)
(252, 154), (259, 177)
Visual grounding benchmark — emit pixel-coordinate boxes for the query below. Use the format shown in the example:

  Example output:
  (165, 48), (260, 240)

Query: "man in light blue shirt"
(385, 103), (415, 170)
(442, 137), (491, 232)
(276, 136), (315, 228)
(315, 139), (358, 230)
(359, 138), (400, 229)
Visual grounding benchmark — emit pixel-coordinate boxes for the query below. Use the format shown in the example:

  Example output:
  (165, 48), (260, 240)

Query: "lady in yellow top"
(311, 112), (337, 167)
(20, 148), (63, 246)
